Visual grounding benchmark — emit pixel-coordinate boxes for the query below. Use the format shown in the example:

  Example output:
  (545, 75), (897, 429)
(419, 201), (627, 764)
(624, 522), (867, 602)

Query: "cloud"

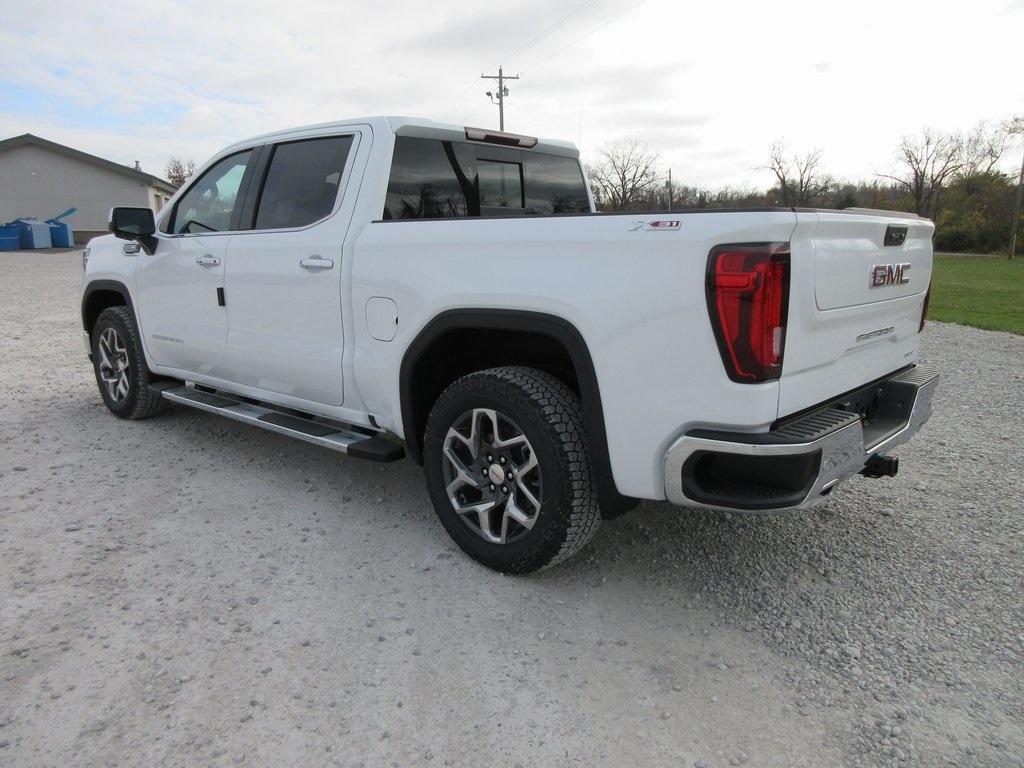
(594, 109), (711, 139)
(636, 130), (703, 151)
(538, 61), (696, 104)
(0, 0), (1018, 189)
(410, 5), (547, 57)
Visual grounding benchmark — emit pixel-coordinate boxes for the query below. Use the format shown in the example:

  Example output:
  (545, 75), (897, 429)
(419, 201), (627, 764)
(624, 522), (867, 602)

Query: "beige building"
(0, 134), (175, 243)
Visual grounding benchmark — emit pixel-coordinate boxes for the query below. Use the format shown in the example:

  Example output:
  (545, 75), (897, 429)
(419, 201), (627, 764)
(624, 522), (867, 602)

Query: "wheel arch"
(399, 309), (633, 513)
(82, 280), (138, 336)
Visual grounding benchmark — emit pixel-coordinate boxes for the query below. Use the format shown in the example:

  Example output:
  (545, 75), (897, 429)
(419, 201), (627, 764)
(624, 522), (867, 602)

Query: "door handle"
(195, 254), (221, 267)
(300, 256), (334, 270)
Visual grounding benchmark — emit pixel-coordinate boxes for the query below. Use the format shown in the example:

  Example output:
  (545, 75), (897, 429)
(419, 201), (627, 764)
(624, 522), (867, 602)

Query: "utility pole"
(1010, 148), (1024, 261)
(481, 66), (519, 131)
(665, 168), (673, 211)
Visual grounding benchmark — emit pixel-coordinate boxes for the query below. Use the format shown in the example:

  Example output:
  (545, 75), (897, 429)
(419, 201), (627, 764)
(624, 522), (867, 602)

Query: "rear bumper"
(663, 365), (938, 511)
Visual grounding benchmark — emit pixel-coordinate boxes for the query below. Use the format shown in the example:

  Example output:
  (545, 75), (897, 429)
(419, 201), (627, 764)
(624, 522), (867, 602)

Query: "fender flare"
(399, 308), (614, 487)
(81, 279), (138, 333)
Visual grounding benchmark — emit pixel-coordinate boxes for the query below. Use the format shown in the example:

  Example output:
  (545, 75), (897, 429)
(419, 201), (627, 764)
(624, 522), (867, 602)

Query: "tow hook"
(861, 454), (899, 479)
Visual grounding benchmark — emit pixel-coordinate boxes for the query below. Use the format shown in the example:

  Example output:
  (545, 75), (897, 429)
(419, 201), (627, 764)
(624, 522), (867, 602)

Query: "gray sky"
(2, 0), (1021, 188)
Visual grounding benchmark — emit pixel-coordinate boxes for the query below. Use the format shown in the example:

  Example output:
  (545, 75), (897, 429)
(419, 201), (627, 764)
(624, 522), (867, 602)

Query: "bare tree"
(960, 120), (1012, 178)
(880, 128), (963, 216)
(165, 157), (197, 188)
(586, 139), (662, 211)
(673, 185), (711, 209)
(674, 184), (767, 209)
(1006, 115), (1024, 139)
(765, 141), (832, 206)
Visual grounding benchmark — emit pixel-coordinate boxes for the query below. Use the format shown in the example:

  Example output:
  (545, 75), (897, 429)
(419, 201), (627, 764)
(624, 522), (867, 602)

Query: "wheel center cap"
(487, 463), (505, 485)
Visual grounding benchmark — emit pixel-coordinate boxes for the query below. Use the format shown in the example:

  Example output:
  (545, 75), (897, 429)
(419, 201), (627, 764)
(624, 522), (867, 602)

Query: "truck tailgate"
(779, 210), (933, 418)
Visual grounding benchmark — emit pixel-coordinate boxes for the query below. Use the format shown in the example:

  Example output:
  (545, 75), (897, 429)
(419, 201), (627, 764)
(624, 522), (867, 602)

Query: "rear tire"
(91, 306), (170, 420)
(423, 366), (601, 574)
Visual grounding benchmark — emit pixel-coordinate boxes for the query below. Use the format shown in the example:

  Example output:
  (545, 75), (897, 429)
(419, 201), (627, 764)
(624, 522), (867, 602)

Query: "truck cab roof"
(223, 116), (580, 159)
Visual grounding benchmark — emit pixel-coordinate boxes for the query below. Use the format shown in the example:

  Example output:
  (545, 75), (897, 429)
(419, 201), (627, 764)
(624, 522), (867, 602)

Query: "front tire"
(423, 366), (601, 574)
(91, 306), (169, 420)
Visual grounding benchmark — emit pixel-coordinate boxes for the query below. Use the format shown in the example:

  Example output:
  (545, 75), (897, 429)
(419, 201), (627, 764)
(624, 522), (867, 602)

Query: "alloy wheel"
(441, 408), (543, 544)
(97, 327), (130, 403)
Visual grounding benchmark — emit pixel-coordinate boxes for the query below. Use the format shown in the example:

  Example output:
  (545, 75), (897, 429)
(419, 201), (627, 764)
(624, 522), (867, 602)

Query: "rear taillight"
(919, 279), (931, 332)
(706, 243), (790, 383)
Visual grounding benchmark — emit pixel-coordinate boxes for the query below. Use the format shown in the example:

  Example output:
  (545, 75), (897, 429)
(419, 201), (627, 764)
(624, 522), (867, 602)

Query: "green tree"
(934, 172), (1017, 253)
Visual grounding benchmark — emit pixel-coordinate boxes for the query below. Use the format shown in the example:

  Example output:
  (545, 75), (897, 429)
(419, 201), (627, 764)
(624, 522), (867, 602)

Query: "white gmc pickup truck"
(81, 116), (938, 573)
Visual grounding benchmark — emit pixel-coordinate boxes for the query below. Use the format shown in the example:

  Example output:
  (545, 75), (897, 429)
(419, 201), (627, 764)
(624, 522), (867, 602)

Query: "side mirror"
(109, 207), (157, 254)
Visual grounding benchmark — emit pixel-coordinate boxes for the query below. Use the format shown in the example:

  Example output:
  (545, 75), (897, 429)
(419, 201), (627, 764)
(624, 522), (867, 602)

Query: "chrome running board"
(157, 384), (404, 462)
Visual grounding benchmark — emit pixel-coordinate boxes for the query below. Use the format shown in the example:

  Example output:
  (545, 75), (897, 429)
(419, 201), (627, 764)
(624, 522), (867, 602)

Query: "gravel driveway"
(1, 250), (1021, 767)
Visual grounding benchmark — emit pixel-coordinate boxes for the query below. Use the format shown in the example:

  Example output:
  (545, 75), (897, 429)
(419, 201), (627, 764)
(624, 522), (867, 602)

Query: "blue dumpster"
(15, 219), (52, 249)
(0, 224), (19, 251)
(46, 207), (77, 247)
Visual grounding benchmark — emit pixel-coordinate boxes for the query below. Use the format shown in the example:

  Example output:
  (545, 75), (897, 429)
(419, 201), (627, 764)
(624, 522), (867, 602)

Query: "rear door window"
(253, 136), (353, 230)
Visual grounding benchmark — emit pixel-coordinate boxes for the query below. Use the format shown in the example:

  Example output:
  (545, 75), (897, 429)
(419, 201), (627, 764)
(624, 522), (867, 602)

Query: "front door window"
(168, 150), (252, 234)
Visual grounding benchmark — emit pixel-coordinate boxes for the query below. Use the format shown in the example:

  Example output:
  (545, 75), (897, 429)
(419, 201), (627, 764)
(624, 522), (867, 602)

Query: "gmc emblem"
(870, 263), (911, 288)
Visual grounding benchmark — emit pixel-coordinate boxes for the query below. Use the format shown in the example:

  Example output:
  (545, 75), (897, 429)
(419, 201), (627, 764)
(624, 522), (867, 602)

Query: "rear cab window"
(523, 153), (590, 214)
(478, 159), (523, 211)
(384, 137), (475, 219)
(383, 136), (589, 220)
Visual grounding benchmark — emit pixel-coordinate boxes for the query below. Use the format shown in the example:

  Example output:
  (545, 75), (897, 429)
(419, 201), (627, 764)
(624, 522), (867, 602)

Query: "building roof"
(0, 133), (175, 193)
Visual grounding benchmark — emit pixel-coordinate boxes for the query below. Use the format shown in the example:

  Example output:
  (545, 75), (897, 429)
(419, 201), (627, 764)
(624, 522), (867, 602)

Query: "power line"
(440, 84), (481, 122)
(444, 0), (650, 125)
(442, 0), (599, 122)
(502, 0), (600, 65)
(483, 0), (643, 131)
(520, 0), (650, 74)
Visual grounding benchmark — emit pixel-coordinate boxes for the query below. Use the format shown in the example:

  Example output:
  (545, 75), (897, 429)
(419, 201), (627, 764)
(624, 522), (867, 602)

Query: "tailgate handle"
(884, 225), (908, 247)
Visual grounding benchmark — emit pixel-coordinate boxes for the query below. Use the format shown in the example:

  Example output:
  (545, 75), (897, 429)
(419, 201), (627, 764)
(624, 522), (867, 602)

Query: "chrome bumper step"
(663, 364), (939, 511)
(157, 384), (404, 462)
